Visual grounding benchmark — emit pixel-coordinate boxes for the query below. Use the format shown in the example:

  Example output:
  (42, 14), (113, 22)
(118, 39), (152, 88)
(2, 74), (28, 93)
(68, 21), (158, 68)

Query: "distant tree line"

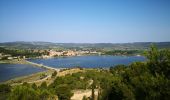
(0, 47), (43, 58)
(104, 50), (143, 55)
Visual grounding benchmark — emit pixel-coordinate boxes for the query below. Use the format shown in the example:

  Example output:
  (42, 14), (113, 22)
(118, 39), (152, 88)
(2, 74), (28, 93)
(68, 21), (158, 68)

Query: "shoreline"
(3, 67), (84, 86)
(28, 54), (142, 59)
(0, 59), (60, 84)
(0, 59), (60, 71)
(3, 69), (54, 86)
(0, 59), (85, 85)
(0, 55), (144, 84)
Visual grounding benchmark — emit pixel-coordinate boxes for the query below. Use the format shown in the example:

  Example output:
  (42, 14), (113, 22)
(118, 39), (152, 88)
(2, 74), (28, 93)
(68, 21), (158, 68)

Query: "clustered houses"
(41, 49), (100, 58)
(0, 53), (25, 60)
(43, 50), (77, 58)
(0, 53), (12, 60)
(64, 50), (77, 56)
(0, 49), (100, 60)
(48, 50), (63, 56)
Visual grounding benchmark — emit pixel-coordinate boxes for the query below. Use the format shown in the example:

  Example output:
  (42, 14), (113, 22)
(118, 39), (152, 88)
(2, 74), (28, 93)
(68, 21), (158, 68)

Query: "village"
(0, 49), (101, 60)
(41, 49), (101, 58)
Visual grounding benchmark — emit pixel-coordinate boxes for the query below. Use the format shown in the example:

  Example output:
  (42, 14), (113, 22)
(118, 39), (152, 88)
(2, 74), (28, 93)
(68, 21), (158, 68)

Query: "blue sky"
(0, 0), (170, 43)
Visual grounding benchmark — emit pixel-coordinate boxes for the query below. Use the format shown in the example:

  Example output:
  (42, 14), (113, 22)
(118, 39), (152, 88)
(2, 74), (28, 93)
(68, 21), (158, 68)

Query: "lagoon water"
(29, 55), (146, 68)
(0, 64), (45, 82)
(0, 56), (146, 82)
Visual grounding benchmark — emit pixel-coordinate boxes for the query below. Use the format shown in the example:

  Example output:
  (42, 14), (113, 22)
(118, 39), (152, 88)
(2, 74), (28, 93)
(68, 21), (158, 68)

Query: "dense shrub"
(102, 46), (170, 100)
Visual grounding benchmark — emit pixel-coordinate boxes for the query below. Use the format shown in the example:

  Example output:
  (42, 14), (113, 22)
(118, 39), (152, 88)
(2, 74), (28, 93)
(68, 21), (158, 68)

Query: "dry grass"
(71, 89), (98, 100)
(57, 68), (84, 76)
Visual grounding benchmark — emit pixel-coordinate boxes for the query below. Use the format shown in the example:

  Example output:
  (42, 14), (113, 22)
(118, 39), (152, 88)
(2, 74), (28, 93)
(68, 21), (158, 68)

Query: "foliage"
(0, 84), (11, 100)
(55, 84), (73, 100)
(91, 80), (96, 100)
(8, 85), (39, 100)
(104, 50), (143, 56)
(39, 89), (56, 100)
(40, 82), (47, 89)
(4, 82), (56, 100)
(146, 45), (170, 79)
(102, 45), (170, 100)
(0, 84), (11, 93)
(0, 47), (43, 58)
(51, 71), (57, 78)
(82, 96), (88, 100)
(50, 70), (113, 90)
(31, 83), (38, 90)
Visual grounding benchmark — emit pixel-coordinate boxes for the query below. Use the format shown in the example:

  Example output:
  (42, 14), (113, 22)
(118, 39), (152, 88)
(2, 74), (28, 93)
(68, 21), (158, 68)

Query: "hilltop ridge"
(0, 41), (170, 50)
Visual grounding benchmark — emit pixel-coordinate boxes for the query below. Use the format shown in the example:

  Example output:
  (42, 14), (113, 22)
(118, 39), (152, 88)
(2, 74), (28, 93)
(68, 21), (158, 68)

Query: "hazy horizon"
(1, 0), (170, 43)
(1, 40), (170, 44)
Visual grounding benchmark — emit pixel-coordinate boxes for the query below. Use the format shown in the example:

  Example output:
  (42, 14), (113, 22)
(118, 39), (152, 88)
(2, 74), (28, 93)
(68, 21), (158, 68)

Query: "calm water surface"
(0, 56), (146, 82)
(29, 55), (146, 68)
(0, 64), (45, 82)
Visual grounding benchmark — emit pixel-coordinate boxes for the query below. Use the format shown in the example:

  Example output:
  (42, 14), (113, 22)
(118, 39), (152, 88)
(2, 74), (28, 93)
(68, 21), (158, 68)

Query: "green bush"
(101, 45), (170, 100)
(8, 86), (39, 100)
(55, 84), (73, 100)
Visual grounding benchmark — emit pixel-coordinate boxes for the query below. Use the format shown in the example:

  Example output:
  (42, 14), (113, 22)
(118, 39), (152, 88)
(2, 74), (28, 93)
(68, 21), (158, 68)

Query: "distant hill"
(0, 41), (170, 50)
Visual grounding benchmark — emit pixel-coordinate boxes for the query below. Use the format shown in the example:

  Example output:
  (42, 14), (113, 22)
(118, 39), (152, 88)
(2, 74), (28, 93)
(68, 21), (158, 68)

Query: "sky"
(0, 0), (170, 43)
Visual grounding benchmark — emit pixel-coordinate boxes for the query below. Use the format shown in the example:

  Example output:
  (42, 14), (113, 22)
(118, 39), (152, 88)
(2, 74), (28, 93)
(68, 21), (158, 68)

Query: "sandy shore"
(0, 59), (59, 85)
(4, 65), (83, 86)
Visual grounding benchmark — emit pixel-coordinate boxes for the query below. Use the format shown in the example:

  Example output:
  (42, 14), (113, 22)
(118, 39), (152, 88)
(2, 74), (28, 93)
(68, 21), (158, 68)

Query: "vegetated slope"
(0, 45), (170, 100)
(101, 45), (170, 100)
